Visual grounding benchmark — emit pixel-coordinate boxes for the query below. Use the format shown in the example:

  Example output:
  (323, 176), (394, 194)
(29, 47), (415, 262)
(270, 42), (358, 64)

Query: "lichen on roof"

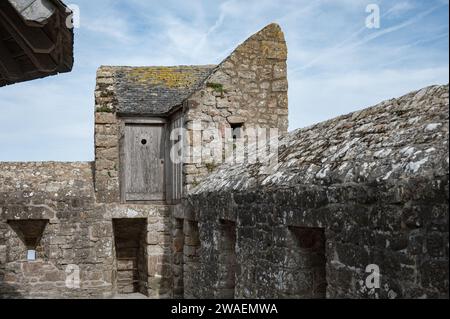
(108, 65), (216, 115)
(127, 66), (205, 89)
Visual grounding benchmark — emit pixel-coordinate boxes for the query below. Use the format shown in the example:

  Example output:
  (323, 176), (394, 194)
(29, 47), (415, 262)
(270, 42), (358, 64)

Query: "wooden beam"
(0, 9), (57, 72)
(0, 38), (24, 80)
(0, 0), (73, 86)
(0, 2), (55, 54)
(122, 118), (168, 125)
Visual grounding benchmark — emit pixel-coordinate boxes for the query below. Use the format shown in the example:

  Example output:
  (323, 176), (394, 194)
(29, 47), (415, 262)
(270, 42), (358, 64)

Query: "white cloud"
(289, 66), (449, 129)
(0, 0), (448, 161)
(385, 1), (416, 17)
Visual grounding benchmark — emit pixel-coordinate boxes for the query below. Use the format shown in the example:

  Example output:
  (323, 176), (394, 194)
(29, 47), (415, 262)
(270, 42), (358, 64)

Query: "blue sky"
(0, 0), (448, 162)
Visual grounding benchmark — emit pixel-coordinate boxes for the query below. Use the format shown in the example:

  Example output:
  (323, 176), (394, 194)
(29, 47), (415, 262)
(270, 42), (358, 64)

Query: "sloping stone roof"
(191, 84), (449, 194)
(108, 65), (216, 115)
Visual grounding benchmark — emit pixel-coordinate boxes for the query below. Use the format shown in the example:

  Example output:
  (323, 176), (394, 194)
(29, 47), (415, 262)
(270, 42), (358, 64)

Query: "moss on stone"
(206, 82), (224, 94)
(191, 178), (200, 188)
(96, 106), (114, 113)
(205, 162), (219, 173)
(128, 67), (199, 88)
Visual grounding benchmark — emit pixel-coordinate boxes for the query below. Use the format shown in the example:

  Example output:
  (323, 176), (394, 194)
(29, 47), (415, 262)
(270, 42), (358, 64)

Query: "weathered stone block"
(95, 136), (117, 148)
(227, 116), (246, 124)
(261, 40), (287, 60)
(272, 79), (288, 92)
(0, 245), (6, 264)
(147, 245), (164, 256)
(95, 113), (116, 124)
(96, 147), (118, 161)
(273, 62), (287, 79)
(147, 232), (159, 245)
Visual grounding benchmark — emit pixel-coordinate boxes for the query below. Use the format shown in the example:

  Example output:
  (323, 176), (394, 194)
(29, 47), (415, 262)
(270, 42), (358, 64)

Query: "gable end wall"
(183, 23), (289, 192)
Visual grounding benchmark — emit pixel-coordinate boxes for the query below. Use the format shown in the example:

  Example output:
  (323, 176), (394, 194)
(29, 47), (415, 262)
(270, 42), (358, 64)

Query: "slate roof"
(112, 65), (216, 115)
(190, 84), (449, 195)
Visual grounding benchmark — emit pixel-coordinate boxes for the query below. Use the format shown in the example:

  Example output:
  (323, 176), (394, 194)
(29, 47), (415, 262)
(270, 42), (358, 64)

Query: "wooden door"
(124, 124), (165, 201)
(165, 113), (184, 204)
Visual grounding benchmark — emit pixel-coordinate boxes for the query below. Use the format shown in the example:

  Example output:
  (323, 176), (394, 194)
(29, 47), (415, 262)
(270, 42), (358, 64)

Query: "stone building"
(0, 23), (289, 298)
(0, 23), (448, 299)
(0, 0), (74, 87)
(187, 84), (449, 299)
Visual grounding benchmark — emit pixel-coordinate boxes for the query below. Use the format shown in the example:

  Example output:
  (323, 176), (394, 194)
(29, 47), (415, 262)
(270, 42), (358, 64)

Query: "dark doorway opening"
(183, 220), (201, 299)
(113, 218), (148, 295)
(288, 227), (327, 298)
(173, 218), (184, 298)
(217, 220), (237, 299)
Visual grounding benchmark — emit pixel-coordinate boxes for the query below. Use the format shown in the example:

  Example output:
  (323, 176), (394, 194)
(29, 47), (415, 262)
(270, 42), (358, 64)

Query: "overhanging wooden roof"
(0, 0), (73, 87)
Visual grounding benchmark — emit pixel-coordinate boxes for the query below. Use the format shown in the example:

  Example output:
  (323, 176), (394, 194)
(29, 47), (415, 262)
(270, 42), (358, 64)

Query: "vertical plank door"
(124, 124), (165, 201)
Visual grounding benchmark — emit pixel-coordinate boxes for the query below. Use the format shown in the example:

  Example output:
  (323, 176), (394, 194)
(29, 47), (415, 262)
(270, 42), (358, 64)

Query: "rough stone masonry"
(0, 23), (448, 299)
(187, 84), (449, 299)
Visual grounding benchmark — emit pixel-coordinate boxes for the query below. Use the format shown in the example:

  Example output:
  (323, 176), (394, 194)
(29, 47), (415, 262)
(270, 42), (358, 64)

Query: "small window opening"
(231, 123), (243, 140)
(7, 219), (48, 262)
(27, 250), (36, 261)
(230, 123), (244, 164)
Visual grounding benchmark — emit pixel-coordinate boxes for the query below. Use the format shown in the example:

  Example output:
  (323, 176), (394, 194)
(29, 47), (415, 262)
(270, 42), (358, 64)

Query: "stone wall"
(185, 84), (449, 299)
(0, 162), (114, 298)
(1, 21), (447, 300)
(171, 218), (184, 298)
(93, 67), (175, 299)
(185, 179), (448, 299)
(106, 204), (172, 298)
(94, 67), (120, 204)
(182, 23), (289, 192)
(0, 162), (173, 299)
(94, 24), (289, 196)
(91, 24), (290, 300)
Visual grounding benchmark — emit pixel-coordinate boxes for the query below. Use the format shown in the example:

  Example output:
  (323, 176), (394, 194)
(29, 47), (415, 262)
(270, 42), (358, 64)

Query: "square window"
(7, 219), (48, 262)
(27, 250), (36, 261)
(231, 124), (243, 140)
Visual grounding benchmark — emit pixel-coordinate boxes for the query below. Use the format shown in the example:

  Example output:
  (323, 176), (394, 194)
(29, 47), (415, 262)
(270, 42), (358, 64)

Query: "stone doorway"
(287, 227), (327, 298)
(217, 220), (237, 299)
(112, 219), (148, 295)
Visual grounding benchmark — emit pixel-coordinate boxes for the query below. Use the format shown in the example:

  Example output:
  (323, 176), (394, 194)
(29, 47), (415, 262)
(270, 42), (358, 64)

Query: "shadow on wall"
(0, 221), (24, 299)
(112, 218), (148, 295)
(0, 279), (23, 299)
(111, 208), (175, 299)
